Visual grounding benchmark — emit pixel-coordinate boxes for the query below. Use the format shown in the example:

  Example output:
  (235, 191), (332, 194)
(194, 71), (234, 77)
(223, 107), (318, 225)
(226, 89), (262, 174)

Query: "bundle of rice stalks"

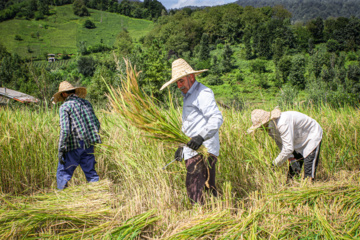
(105, 58), (189, 146)
(0, 180), (160, 239)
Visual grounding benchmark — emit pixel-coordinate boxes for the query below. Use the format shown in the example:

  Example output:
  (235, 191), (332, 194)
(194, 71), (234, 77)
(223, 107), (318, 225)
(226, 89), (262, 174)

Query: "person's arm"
(58, 106), (70, 152)
(196, 89), (223, 140)
(272, 123), (294, 166)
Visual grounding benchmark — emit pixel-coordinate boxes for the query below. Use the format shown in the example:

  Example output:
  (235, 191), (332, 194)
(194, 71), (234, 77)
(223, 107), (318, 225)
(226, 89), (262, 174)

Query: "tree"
(289, 55), (306, 89)
(73, 0), (90, 17)
(38, 0), (49, 16)
(77, 56), (97, 77)
(114, 30), (133, 56)
(277, 55), (292, 83)
(131, 40), (171, 100)
(197, 33), (210, 61)
(77, 41), (88, 55)
(326, 39), (340, 53)
(272, 38), (285, 65)
(306, 17), (324, 43)
(219, 44), (234, 73)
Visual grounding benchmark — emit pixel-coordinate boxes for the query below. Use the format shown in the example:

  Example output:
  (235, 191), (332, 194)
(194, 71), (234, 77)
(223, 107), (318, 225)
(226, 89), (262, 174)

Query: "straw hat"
(247, 107), (281, 133)
(160, 58), (208, 90)
(52, 81), (87, 103)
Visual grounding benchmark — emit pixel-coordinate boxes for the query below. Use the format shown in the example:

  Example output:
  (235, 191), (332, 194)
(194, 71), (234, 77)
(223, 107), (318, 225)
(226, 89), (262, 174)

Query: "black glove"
(187, 135), (204, 151)
(289, 159), (301, 174)
(58, 151), (65, 165)
(174, 147), (183, 162)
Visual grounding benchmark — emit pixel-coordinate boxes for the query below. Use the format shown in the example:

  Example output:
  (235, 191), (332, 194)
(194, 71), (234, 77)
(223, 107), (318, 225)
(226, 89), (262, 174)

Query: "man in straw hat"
(160, 58), (223, 204)
(53, 81), (101, 190)
(247, 107), (323, 181)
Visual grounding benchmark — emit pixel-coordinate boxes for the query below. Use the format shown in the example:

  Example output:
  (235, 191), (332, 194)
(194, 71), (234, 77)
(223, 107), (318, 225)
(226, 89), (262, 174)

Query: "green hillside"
(0, 4), (153, 58)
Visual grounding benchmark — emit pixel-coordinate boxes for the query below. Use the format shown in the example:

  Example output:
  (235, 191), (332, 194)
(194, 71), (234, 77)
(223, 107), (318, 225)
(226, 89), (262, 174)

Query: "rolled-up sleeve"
(197, 89), (223, 140)
(273, 124), (294, 166)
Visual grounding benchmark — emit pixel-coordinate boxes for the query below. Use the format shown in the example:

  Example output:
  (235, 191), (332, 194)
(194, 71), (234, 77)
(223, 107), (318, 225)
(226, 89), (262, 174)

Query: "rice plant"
(1, 64), (360, 238)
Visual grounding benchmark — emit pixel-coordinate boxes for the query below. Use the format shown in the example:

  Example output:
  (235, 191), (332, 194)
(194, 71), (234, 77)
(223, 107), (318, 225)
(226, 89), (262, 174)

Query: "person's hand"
(186, 135), (204, 151)
(58, 151), (65, 165)
(174, 147), (183, 162)
(289, 158), (301, 174)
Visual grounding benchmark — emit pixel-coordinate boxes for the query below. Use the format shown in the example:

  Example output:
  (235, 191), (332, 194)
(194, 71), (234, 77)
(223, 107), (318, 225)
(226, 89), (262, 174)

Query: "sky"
(159, 0), (236, 10)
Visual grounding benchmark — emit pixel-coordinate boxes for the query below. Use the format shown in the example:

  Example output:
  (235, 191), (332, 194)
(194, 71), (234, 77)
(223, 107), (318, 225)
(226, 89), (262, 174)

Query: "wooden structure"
(0, 87), (39, 104)
(48, 54), (56, 62)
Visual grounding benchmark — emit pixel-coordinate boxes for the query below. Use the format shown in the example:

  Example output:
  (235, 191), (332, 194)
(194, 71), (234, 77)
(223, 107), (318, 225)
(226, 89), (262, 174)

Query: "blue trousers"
(56, 141), (99, 189)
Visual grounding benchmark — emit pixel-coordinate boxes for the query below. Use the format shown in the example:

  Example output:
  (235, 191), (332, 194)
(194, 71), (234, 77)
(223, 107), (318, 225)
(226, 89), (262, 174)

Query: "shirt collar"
(182, 81), (199, 98)
(65, 94), (79, 102)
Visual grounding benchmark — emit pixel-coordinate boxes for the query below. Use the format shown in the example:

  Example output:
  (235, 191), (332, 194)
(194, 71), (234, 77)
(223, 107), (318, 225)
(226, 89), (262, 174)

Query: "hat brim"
(247, 108), (281, 134)
(160, 69), (208, 91)
(52, 87), (87, 103)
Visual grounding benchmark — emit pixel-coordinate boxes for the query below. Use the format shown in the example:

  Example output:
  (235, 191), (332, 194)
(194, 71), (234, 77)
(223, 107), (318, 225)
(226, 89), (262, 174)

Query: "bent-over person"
(247, 108), (323, 181)
(53, 81), (101, 189)
(160, 58), (223, 204)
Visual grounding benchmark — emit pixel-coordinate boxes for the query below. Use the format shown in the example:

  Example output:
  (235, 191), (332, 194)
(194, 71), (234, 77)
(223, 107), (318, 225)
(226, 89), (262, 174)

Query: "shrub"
(88, 44), (112, 53)
(278, 84), (298, 106)
(347, 51), (358, 61)
(34, 11), (44, 20)
(84, 20), (96, 29)
(207, 74), (224, 86)
(235, 72), (244, 82)
(14, 35), (22, 41)
(250, 59), (267, 74)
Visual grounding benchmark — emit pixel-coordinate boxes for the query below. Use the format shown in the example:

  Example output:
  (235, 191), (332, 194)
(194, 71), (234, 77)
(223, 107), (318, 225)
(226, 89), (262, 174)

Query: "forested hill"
(234, 0), (360, 22)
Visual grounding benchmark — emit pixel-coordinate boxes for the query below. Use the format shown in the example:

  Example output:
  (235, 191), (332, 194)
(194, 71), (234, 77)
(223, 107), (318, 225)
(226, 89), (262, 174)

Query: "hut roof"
(0, 88), (39, 103)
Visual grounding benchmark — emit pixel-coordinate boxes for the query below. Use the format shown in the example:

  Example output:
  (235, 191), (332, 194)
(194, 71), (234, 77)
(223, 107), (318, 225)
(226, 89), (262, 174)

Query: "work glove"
(186, 135), (204, 151)
(58, 151), (65, 165)
(288, 158), (301, 174)
(174, 147), (183, 162)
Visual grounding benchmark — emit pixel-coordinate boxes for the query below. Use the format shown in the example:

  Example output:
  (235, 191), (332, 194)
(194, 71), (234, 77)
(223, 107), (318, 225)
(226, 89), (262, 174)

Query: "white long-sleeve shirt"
(268, 111), (323, 166)
(181, 81), (223, 160)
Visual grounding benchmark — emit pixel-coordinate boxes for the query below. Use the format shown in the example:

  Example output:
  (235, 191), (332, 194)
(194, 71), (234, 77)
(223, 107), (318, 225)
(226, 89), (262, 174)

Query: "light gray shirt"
(268, 111), (323, 166)
(181, 81), (223, 160)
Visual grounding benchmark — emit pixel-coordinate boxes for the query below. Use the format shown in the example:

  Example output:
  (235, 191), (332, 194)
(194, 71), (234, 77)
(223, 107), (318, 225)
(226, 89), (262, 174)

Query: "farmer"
(53, 81), (101, 190)
(160, 58), (223, 204)
(247, 107), (323, 181)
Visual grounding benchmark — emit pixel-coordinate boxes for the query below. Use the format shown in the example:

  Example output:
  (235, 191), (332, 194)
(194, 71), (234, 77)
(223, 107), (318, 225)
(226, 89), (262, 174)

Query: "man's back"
(59, 95), (101, 152)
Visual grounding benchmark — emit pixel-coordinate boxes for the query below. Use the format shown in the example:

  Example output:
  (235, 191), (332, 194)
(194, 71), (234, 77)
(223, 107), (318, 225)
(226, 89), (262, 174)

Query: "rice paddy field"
(1, 97), (360, 239)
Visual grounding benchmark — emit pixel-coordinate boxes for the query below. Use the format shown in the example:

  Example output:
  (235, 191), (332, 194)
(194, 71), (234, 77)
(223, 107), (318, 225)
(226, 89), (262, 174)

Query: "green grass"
(0, 4), (154, 58)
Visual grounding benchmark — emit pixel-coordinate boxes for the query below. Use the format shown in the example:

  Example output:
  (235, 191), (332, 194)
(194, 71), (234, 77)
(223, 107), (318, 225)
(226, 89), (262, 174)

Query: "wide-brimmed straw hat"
(160, 58), (208, 90)
(52, 81), (87, 103)
(247, 107), (281, 133)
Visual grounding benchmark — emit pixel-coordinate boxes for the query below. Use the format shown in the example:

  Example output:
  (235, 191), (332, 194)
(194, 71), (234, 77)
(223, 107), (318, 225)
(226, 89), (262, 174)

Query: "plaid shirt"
(58, 94), (101, 152)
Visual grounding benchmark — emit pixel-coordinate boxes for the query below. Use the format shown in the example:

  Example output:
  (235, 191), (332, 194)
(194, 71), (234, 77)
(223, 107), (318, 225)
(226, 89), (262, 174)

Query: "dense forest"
(1, 2), (360, 107)
(234, 0), (360, 22)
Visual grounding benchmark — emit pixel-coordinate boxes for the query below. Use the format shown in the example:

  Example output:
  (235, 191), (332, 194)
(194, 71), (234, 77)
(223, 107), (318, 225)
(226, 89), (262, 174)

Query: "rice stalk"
(104, 58), (189, 145)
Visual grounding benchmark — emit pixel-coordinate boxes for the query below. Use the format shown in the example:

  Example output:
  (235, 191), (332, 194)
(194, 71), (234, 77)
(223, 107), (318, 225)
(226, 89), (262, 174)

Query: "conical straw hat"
(160, 58), (208, 90)
(247, 107), (281, 133)
(52, 81), (87, 103)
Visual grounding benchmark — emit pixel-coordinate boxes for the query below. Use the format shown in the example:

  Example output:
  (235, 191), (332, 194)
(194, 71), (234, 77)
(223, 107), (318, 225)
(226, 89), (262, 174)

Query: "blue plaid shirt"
(58, 94), (101, 152)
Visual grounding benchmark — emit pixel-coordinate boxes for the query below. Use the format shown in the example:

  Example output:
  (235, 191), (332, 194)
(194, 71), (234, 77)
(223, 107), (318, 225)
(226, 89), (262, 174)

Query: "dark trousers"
(288, 142), (322, 180)
(185, 154), (217, 205)
(56, 141), (99, 190)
